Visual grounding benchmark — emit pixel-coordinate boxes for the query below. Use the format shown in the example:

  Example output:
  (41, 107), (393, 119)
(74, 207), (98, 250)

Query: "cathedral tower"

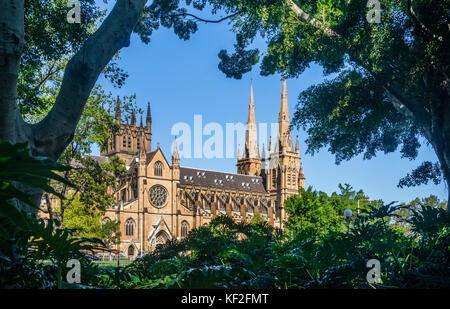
(266, 75), (305, 226)
(102, 98), (152, 165)
(237, 82), (262, 176)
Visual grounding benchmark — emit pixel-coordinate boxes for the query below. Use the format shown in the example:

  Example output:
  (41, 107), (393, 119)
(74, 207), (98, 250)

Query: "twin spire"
(239, 75), (297, 161)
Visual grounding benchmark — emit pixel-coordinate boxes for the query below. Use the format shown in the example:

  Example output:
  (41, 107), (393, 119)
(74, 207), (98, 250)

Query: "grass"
(95, 259), (133, 267)
(37, 258), (134, 268)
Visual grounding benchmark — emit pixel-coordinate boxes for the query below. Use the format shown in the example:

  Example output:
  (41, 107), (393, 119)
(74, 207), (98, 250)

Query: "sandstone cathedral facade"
(99, 76), (305, 257)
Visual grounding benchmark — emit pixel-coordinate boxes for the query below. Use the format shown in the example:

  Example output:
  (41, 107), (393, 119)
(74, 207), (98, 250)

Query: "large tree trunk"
(0, 0), (24, 143)
(432, 123), (450, 211)
(0, 0), (148, 214)
(386, 80), (450, 211)
(432, 80), (450, 211)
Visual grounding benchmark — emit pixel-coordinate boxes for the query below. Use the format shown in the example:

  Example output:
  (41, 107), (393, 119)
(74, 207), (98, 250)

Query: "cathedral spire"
(115, 96), (121, 124)
(280, 73), (288, 117)
(244, 81), (259, 159)
(278, 74), (293, 151)
(146, 102), (152, 128)
(248, 81), (256, 123)
(140, 114), (143, 127)
(295, 135), (299, 153)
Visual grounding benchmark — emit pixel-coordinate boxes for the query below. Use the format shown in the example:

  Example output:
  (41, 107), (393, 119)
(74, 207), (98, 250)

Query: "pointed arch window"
(181, 221), (189, 237)
(125, 218), (135, 236)
(123, 136), (126, 147)
(154, 161), (163, 176)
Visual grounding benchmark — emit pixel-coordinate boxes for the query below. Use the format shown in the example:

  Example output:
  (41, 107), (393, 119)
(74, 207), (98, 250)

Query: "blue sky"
(95, 2), (447, 204)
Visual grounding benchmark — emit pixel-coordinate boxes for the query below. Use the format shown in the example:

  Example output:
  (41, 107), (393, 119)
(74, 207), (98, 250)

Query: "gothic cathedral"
(100, 76), (305, 257)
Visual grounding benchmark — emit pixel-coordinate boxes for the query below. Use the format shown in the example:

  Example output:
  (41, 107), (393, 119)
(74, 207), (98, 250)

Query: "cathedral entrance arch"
(155, 230), (169, 246)
(127, 245), (135, 258)
(147, 217), (173, 251)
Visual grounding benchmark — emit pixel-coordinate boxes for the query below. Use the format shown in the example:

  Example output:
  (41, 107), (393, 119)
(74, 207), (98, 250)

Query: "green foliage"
(249, 210), (266, 225)
(284, 184), (373, 237)
(398, 161), (442, 188)
(393, 195), (447, 233)
(1, 141), (448, 289)
(0, 141), (105, 288)
(111, 192), (448, 289)
(62, 194), (121, 247)
(0, 141), (71, 208)
(20, 0), (128, 117)
(284, 187), (342, 237)
(211, 0), (450, 189)
(42, 89), (131, 228)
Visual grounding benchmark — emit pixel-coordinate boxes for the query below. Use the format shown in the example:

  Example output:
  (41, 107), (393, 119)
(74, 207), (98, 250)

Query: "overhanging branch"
(173, 11), (240, 24)
(31, 0), (148, 159)
(287, 0), (340, 39)
(407, 0), (444, 42)
(384, 83), (432, 141)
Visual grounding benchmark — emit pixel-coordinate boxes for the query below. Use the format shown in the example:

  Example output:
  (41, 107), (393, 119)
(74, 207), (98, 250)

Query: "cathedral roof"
(69, 155), (109, 168)
(179, 167), (266, 193)
(145, 150), (158, 164)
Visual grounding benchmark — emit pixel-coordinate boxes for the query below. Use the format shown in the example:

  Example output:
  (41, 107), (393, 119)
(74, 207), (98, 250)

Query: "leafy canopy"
(211, 0), (449, 189)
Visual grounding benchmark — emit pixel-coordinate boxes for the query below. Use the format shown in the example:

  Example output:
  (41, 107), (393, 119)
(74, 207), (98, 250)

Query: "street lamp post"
(344, 209), (352, 234)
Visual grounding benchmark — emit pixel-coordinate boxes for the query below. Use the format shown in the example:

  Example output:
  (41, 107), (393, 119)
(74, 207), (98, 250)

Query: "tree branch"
(287, 0), (340, 39)
(173, 11), (240, 24)
(407, 0), (444, 42)
(31, 0), (148, 159)
(384, 82), (432, 142)
(33, 60), (59, 92)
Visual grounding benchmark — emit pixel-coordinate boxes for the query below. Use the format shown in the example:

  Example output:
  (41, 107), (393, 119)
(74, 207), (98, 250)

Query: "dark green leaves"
(398, 161), (442, 188)
(0, 141), (72, 208)
(293, 70), (417, 163)
(218, 34), (259, 79)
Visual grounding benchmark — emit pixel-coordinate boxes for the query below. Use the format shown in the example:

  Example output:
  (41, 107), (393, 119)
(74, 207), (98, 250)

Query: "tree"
(213, 0), (450, 208)
(42, 154), (127, 227)
(249, 210), (266, 225)
(284, 184), (377, 237)
(63, 194), (121, 247)
(284, 187), (341, 237)
(393, 194), (447, 231)
(39, 87), (135, 226)
(328, 183), (373, 216)
(0, 0), (241, 212)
